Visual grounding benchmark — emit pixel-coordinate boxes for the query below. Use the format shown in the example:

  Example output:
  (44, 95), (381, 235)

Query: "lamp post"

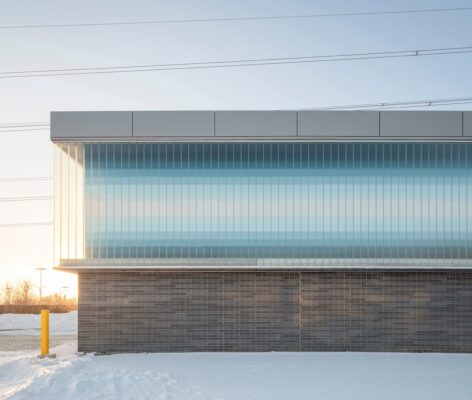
(61, 286), (69, 301)
(36, 267), (47, 302)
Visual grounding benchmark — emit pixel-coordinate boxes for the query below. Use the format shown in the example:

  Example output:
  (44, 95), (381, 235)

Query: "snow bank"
(1, 347), (472, 400)
(0, 311), (77, 335)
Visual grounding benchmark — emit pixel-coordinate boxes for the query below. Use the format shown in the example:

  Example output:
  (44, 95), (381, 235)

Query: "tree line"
(1, 280), (77, 306)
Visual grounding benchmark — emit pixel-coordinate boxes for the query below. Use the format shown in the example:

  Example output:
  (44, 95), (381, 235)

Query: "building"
(51, 110), (472, 353)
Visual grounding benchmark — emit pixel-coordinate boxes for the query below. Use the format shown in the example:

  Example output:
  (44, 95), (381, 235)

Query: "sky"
(0, 0), (471, 296)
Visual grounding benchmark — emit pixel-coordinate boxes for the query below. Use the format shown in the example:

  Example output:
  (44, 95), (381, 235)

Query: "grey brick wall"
(78, 271), (472, 353)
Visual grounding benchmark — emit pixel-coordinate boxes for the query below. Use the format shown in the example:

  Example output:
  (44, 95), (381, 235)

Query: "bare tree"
(1, 283), (14, 304)
(0, 280), (77, 307)
(14, 280), (35, 305)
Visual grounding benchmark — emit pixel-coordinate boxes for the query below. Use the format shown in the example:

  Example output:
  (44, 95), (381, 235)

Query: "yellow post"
(41, 309), (49, 356)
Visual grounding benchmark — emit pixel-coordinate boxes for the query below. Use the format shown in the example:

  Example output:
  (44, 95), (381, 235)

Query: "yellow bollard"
(41, 309), (49, 356)
(38, 309), (56, 359)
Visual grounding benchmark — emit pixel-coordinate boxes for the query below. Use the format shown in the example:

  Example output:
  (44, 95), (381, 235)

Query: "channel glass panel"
(56, 142), (472, 267)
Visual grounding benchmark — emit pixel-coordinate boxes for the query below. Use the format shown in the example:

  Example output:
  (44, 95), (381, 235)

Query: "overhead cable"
(0, 6), (470, 30)
(0, 46), (471, 79)
(0, 195), (53, 203)
(0, 177), (52, 182)
(0, 222), (52, 227)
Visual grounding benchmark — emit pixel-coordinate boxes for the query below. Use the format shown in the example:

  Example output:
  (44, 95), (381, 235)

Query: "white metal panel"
(298, 111), (379, 136)
(51, 111), (132, 139)
(133, 111), (214, 137)
(215, 111), (297, 136)
(380, 111), (462, 137)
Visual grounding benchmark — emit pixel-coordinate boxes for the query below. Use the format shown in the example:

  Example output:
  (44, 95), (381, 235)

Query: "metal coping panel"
(51, 111), (469, 141)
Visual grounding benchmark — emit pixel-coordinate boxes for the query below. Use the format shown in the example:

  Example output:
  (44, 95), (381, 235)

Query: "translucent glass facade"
(55, 142), (472, 267)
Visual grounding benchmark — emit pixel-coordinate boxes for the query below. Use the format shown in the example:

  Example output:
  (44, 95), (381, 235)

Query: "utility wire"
(0, 122), (50, 133)
(0, 222), (52, 228)
(0, 128), (49, 133)
(365, 101), (472, 110)
(303, 96), (472, 110)
(0, 195), (52, 203)
(0, 6), (470, 29)
(0, 177), (52, 182)
(0, 122), (48, 127)
(0, 46), (471, 79)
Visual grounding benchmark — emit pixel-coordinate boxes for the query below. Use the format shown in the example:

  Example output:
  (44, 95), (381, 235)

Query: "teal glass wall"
(55, 142), (472, 267)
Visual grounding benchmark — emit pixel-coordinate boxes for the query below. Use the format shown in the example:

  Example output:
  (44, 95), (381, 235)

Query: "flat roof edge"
(50, 110), (472, 141)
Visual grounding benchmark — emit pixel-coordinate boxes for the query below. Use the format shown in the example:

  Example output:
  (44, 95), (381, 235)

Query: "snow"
(1, 343), (472, 400)
(0, 312), (77, 335)
(0, 312), (471, 399)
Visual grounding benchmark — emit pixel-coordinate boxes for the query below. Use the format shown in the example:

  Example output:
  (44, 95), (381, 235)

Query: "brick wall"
(78, 271), (472, 353)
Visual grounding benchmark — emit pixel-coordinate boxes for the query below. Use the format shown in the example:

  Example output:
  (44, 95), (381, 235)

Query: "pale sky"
(0, 0), (471, 296)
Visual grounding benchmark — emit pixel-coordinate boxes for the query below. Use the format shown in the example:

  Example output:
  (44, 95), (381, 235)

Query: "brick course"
(78, 271), (472, 353)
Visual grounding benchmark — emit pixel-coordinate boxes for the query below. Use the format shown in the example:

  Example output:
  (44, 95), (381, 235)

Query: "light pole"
(61, 286), (69, 299)
(36, 267), (47, 302)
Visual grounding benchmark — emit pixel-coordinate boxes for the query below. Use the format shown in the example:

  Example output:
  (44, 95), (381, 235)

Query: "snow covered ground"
(1, 344), (472, 400)
(0, 311), (77, 336)
(0, 312), (77, 352)
(1, 313), (472, 399)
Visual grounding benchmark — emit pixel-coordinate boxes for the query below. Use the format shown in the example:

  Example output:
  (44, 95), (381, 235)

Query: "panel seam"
(463, 111), (464, 137)
(131, 112), (134, 137)
(378, 112), (381, 137)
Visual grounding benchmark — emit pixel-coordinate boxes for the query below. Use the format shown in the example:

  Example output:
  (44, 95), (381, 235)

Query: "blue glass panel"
(81, 142), (472, 266)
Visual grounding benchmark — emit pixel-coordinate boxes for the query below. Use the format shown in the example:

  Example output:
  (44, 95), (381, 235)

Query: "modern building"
(52, 110), (472, 353)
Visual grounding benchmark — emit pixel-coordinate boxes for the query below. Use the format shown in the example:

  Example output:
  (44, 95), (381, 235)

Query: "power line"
(0, 177), (52, 182)
(0, 222), (52, 228)
(0, 6), (471, 30)
(0, 195), (52, 203)
(1, 46), (471, 79)
(0, 128), (49, 133)
(364, 101), (472, 110)
(0, 122), (48, 127)
(0, 122), (50, 134)
(301, 96), (472, 110)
